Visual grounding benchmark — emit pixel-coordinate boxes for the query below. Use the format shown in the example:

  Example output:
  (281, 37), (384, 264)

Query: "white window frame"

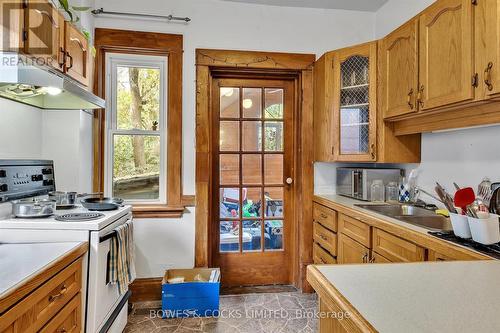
(104, 53), (168, 204)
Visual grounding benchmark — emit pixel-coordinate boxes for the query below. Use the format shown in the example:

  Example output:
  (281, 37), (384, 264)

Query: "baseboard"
(129, 277), (163, 303)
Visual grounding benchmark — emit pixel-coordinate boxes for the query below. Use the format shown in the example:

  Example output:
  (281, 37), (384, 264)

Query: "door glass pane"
(220, 188), (240, 218)
(116, 66), (160, 131)
(264, 154), (283, 185)
(242, 155), (261, 185)
(220, 221), (240, 252)
(264, 122), (284, 151)
(243, 88), (262, 118)
(265, 187), (284, 218)
(340, 55), (370, 154)
(243, 187), (262, 218)
(242, 121), (262, 151)
(265, 220), (283, 251)
(113, 135), (160, 200)
(220, 121), (240, 151)
(265, 88), (283, 119)
(242, 220), (262, 252)
(220, 87), (239, 118)
(220, 154), (239, 185)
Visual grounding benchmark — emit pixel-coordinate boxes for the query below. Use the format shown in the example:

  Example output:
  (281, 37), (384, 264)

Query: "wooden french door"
(212, 77), (295, 287)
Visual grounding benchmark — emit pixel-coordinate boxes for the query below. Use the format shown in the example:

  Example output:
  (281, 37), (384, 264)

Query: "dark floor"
(125, 291), (319, 333)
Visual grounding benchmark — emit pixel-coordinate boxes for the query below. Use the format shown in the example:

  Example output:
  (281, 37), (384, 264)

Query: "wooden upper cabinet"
(0, 0), (25, 52)
(25, 0), (65, 71)
(418, 0), (474, 111)
(480, 0), (500, 98)
(333, 42), (377, 162)
(64, 21), (89, 86)
(313, 52), (335, 161)
(380, 19), (419, 119)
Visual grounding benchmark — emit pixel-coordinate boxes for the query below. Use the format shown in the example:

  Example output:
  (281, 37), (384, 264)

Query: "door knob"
(286, 178), (293, 185)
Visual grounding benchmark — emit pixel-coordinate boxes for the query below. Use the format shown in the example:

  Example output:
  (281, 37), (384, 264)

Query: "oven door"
(86, 212), (133, 333)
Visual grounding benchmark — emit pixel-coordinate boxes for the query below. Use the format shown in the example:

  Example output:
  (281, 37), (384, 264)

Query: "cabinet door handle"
(33, 9), (59, 28)
(417, 85), (425, 109)
(407, 88), (414, 109)
(369, 256), (375, 263)
(59, 47), (66, 68)
(362, 253), (368, 263)
(66, 52), (73, 70)
(49, 284), (67, 302)
(485, 62), (494, 91)
(370, 143), (376, 160)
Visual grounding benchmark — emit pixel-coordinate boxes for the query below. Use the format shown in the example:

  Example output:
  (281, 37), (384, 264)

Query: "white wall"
(375, 0), (435, 38)
(93, 0), (376, 277)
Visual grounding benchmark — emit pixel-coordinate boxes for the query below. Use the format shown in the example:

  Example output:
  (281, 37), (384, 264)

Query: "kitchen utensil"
(80, 197), (123, 211)
(489, 187), (500, 215)
(491, 182), (500, 191)
(454, 187), (475, 214)
(477, 177), (493, 206)
(453, 182), (461, 191)
(435, 183), (456, 213)
(12, 199), (57, 218)
(49, 191), (103, 209)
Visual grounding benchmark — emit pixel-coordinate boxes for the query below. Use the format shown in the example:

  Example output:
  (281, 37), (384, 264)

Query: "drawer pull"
(320, 234), (328, 241)
(362, 253), (368, 263)
(57, 328), (67, 333)
(320, 213), (328, 219)
(49, 284), (68, 302)
(369, 256), (376, 263)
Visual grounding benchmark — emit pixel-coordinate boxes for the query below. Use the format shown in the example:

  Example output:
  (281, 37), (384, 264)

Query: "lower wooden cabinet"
(39, 293), (81, 333)
(370, 251), (392, 264)
(338, 233), (369, 264)
(313, 243), (337, 265)
(313, 222), (337, 256)
(372, 228), (425, 262)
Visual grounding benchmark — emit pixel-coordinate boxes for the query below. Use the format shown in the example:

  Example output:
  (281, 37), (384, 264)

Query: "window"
(105, 54), (168, 204)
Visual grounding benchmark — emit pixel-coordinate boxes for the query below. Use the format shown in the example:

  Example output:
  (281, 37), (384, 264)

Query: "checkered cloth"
(109, 220), (136, 295)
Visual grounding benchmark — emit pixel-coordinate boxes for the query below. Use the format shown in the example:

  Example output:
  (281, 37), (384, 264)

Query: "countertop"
(0, 242), (88, 312)
(314, 194), (492, 259)
(309, 261), (500, 332)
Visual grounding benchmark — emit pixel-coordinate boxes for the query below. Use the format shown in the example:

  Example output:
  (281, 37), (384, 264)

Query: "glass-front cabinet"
(333, 42), (377, 161)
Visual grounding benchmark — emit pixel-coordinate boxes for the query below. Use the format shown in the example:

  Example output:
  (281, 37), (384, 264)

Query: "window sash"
(104, 53), (168, 204)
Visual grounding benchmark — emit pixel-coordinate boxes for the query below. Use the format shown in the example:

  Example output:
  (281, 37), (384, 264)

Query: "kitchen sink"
(355, 204), (452, 231)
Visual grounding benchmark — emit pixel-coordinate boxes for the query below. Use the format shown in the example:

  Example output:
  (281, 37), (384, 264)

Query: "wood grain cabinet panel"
(339, 214), (371, 247)
(0, 0), (25, 52)
(313, 243), (337, 265)
(418, 0), (474, 110)
(372, 228), (424, 263)
(338, 233), (369, 264)
(370, 251), (392, 263)
(380, 19), (419, 118)
(313, 222), (337, 256)
(313, 203), (337, 232)
(39, 293), (81, 333)
(25, 0), (65, 72)
(64, 21), (89, 86)
(478, 0), (500, 98)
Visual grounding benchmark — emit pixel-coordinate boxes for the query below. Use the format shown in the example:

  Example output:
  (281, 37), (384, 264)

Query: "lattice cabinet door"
(332, 42), (377, 162)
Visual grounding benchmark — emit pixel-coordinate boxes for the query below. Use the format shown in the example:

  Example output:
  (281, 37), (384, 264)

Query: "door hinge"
(472, 0), (478, 5)
(22, 30), (28, 42)
(472, 73), (479, 87)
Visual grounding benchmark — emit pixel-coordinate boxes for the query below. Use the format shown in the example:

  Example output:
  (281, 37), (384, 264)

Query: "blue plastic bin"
(162, 268), (220, 318)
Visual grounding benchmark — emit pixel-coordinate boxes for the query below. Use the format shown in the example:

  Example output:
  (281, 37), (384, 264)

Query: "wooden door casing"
(211, 77), (295, 287)
(418, 0), (474, 111)
(380, 19), (419, 119)
(333, 42), (377, 162)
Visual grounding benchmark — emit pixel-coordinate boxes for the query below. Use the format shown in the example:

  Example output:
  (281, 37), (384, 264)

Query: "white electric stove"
(0, 160), (134, 333)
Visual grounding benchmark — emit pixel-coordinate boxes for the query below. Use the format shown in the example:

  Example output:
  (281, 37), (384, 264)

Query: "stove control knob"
(31, 174), (43, 182)
(41, 168), (53, 175)
(0, 170), (6, 178)
(0, 184), (8, 192)
(43, 179), (54, 186)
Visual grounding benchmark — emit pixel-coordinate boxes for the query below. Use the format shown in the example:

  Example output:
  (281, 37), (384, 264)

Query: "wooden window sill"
(132, 205), (186, 219)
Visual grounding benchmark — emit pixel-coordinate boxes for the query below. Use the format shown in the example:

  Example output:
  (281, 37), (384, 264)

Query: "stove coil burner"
(55, 212), (105, 222)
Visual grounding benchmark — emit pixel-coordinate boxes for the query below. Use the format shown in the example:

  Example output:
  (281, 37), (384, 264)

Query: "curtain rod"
(91, 8), (191, 23)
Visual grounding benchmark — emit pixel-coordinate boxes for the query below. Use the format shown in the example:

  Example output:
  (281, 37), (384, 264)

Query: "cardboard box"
(161, 268), (220, 318)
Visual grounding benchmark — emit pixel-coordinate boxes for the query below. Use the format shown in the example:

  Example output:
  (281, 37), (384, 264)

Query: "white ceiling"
(220, 0), (389, 12)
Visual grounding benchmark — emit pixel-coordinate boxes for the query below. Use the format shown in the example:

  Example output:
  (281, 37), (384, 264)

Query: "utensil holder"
(468, 214), (500, 245)
(449, 213), (472, 239)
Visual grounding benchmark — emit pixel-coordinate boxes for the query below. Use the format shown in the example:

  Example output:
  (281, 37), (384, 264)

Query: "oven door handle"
(99, 231), (116, 243)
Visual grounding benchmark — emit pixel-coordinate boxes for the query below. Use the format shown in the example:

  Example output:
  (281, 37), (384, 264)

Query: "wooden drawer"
(372, 228), (424, 262)
(370, 251), (392, 264)
(428, 250), (456, 262)
(313, 203), (337, 232)
(313, 243), (337, 264)
(0, 258), (82, 332)
(313, 222), (337, 256)
(338, 214), (371, 247)
(39, 293), (81, 333)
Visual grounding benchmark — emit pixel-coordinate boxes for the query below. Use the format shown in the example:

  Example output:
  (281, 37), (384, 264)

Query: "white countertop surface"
(0, 242), (84, 299)
(316, 261), (500, 333)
